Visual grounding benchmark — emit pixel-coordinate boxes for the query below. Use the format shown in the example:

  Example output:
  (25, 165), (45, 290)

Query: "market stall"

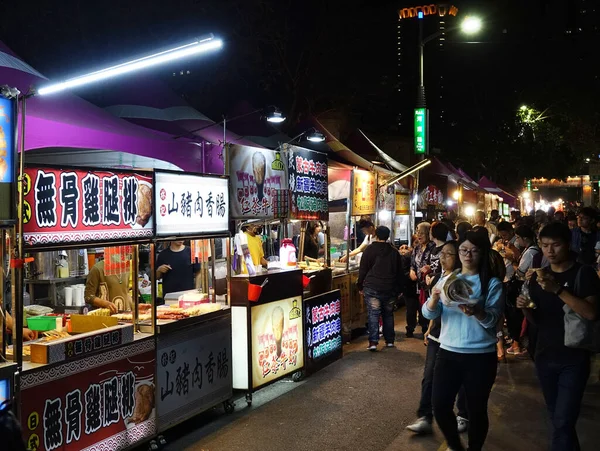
(18, 165), (157, 451)
(152, 170), (234, 431)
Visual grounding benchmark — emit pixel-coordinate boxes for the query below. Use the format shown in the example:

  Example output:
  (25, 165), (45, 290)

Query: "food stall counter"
(230, 268), (304, 405)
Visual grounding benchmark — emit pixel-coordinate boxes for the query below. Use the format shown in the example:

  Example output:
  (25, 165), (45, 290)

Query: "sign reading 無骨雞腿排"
(154, 171), (229, 236)
(22, 166), (154, 247)
(304, 290), (343, 375)
(287, 145), (328, 221)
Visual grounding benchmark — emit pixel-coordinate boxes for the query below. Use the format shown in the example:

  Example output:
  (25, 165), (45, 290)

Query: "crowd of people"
(355, 207), (600, 451)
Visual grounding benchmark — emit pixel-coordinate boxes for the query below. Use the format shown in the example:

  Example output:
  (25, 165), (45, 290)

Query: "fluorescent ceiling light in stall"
(38, 35), (223, 96)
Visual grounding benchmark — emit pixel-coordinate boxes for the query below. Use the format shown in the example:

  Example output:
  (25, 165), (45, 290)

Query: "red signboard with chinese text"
(21, 340), (155, 451)
(23, 166), (154, 247)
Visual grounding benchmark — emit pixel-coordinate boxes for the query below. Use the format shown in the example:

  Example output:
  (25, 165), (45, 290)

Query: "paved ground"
(153, 310), (600, 451)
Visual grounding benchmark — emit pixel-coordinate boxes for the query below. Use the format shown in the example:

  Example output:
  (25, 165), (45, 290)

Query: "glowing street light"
(38, 35), (223, 96)
(461, 16), (483, 34)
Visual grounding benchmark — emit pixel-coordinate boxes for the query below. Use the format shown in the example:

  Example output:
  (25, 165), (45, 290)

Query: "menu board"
(251, 297), (304, 389)
(287, 145), (328, 220)
(23, 166), (153, 246)
(229, 145), (288, 219)
(154, 171), (229, 236)
(352, 170), (376, 216)
(20, 340), (156, 451)
(304, 290), (343, 375)
(0, 96), (16, 223)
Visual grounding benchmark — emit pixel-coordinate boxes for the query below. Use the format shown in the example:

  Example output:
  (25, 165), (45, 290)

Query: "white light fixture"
(461, 16), (483, 34)
(446, 200), (455, 207)
(306, 130), (326, 142)
(38, 36), (223, 96)
(452, 190), (460, 200)
(464, 205), (475, 217)
(266, 110), (286, 123)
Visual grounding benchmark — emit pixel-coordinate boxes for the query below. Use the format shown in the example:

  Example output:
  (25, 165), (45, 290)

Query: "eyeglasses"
(440, 252), (456, 258)
(459, 248), (479, 256)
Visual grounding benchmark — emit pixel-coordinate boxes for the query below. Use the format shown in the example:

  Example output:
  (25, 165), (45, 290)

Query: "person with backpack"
(424, 230), (504, 451)
(517, 221), (600, 451)
(503, 225), (543, 356)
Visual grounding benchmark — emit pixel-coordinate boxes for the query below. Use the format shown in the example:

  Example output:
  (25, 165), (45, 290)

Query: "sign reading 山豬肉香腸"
(287, 145), (328, 221)
(154, 171), (229, 236)
(229, 145), (288, 219)
(304, 290), (343, 375)
(22, 167), (154, 247)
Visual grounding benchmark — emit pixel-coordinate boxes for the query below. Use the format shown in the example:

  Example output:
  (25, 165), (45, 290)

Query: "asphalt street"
(153, 310), (600, 451)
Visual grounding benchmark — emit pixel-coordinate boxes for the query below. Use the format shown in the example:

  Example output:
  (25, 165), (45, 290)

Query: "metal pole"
(417, 19), (426, 110)
(223, 116), (228, 176)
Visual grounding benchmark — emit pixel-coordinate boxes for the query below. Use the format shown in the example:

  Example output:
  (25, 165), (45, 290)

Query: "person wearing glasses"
(423, 229), (504, 451)
(407, 241), (469, 435)
(408, 222), (435, 338)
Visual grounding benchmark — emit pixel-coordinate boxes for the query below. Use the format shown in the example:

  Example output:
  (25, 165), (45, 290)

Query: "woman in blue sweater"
(423, 229), (504, 451)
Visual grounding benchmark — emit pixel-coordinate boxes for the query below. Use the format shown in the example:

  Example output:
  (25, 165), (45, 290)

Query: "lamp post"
(415, 15), (482, 155)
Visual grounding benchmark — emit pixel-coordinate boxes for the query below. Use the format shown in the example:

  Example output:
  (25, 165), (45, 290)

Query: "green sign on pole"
(414, 108), (428, 155)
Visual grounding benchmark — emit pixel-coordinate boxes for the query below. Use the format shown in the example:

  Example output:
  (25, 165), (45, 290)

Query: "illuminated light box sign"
(251, 296), (304, 389)
(399, 3), (458, 20)
(229, 145), (288, 219)
(287, 145), (329, 221)
(414, 108), (428, 155)
(20, 341), (156, 451)
(352, 170), (376, 216)
(154, 171), (229, 236)
(0, 95), (16, 223)
(304, 290), (343, 375)
(23, 166), (154, 246)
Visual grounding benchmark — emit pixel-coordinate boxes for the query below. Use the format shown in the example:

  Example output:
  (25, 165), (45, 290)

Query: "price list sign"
(303, 290), (343, 375)
(287, 145), (328, 220)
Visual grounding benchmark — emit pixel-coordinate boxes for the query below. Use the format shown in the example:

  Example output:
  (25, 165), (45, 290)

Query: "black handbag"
(505, 275), (523, 308)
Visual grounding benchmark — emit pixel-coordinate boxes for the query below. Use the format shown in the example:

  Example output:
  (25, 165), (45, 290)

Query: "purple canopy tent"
(80, 77), (265, 174)
(0, 41), (207, 172)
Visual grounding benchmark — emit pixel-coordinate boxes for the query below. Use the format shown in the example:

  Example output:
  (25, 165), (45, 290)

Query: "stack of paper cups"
(64, 287), (73, 306)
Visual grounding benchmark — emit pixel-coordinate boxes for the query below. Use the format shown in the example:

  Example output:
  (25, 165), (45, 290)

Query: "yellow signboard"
(395, 192), (410, 215)
(352, 170), (376, 216)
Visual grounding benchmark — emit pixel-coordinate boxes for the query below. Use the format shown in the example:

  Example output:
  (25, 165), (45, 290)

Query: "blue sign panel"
(0, 96), (15, 183)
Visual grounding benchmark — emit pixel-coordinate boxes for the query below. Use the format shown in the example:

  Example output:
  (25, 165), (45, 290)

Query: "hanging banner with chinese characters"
(418, 184), (445, 210)
(157, 314), (232, 431)
(154, 171), (229, 236)
(20, 340), (156, 451)
(251, 296), (304, 389)
(286, 145), (328, 220)
(352, 170), (376, 216)
(229, 145), (288, 219)
(304, 290), (343, 376)
(0, 95), (16, 224)
(378, 185), (396, 211)
(22, 166), (154, 246)
(395, 192), (410, 215)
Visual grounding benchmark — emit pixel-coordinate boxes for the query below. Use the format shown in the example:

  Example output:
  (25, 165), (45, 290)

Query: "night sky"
(1, 0), (598, 189)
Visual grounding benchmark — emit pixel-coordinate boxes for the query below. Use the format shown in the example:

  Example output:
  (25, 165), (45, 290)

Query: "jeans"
(432, 349), (497, 451)
(418, 340), (468, 421)
(535, 354), (590, 451)
(363, 288), (396, 344)
(405, 295), (428, 333)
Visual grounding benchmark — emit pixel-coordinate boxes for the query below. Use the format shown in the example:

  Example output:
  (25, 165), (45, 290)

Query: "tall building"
(396, 3), (459, 141)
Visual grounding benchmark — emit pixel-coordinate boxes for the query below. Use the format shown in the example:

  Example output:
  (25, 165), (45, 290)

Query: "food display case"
(152, 170), (234, 431)
(17, 165), (157, 451)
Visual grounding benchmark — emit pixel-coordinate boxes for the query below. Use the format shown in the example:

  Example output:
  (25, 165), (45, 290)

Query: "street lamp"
(274, 128), (325, 152)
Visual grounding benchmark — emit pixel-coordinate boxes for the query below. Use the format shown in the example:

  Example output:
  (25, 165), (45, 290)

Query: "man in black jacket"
(358, 226), (404, 351)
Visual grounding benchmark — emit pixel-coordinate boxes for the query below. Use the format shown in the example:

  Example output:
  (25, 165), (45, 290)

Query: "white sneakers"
(406, 417), (433, 434)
